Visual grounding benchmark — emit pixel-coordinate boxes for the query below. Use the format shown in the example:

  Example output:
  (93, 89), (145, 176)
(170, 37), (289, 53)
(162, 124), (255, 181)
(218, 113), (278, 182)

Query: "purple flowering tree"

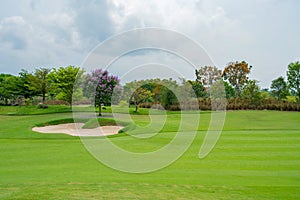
(83, 69), (122, 116)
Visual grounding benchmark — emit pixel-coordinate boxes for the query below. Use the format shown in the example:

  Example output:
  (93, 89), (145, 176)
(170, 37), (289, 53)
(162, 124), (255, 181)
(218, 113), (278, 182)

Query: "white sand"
(32, 123), (123, 137)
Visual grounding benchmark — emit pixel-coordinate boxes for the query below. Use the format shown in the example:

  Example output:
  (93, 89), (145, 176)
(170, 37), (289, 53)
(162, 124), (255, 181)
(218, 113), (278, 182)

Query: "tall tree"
(124, 81), (154, 112)
(223, 81), (235, 99)
(241, 80), (261, 106)
(83, 69), (121, 116)
(222, 61), (252, 98)
(187, 80), (207, 98)
(49, 66), (84, 105)
(17, 69), (38, 100)
(0, 74), (19, 105)
(270, 76), (289, 100)
(30, 68), (52, 103)
(195, 66), (222, 89)
(287, 61), (300, 101)
(131, 87), (153, 112)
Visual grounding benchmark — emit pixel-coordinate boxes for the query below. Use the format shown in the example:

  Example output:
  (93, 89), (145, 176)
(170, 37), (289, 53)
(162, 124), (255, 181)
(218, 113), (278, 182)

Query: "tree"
(131, 87), (153, 112)
(223, 81), (235, 99)
(17, 69), (39, 100)
(270, 76), (289, 100)
(49, 66), (84, 105)
(0, 74), (19, 105)
(29, 68), (52, 103)
(241, 80), (261, 106)
(187, 80), (207, 98)
(260, 88), (272, 100)
(195, 66), (222, 89)
(222, 61), (252, 98)
(287, 61), (300, 101)
(83, 69), (121, 116)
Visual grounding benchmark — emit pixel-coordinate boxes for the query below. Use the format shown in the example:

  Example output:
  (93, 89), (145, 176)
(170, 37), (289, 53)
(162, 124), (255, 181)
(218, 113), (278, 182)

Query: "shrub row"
(138, 98), (300, 111)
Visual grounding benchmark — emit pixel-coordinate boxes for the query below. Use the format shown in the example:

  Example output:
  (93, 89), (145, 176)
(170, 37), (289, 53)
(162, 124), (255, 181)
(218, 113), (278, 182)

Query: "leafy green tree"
(270, 76), (289, 100)
(222, 61), (252, 97)
(29, 68), (52, 103)
(17, 69), (39, 100)
(0, 74), (19, 105)
(287, 61), (300, 101)
(223, 81), (235, 99)
(49, 66), (84, 105)
(123, 78), (181, 111)
(241, 80), (261, 106)
(131, 87), (153, 112)
(160, 86), (178, 109)
(260, 88), (272, 100)
(187, 80), (207, 98)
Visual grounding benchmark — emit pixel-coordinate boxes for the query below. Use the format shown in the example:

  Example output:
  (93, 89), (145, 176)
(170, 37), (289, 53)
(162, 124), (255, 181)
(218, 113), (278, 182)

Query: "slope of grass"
(0, 105), (73, 115)
(0, 110), (299, 199)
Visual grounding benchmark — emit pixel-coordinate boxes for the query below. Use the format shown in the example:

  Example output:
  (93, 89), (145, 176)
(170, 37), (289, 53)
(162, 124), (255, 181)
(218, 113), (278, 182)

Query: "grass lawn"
(0, 107), (299, 199)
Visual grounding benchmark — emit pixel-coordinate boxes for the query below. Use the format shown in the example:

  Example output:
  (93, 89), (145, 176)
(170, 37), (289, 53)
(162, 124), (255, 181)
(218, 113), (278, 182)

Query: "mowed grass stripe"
(0, 109), (300, 199)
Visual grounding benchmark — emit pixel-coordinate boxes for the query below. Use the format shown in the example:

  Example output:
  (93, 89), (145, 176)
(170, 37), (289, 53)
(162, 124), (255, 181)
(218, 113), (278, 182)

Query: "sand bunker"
(32, 123), (123, 137)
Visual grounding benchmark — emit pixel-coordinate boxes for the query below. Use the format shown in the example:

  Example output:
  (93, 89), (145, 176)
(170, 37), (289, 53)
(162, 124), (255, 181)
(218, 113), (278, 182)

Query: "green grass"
(82, 118), (130, 129)
(0, 105), (73, 115)
(0, 108), (299, 199)
(0, 105), (151, 116)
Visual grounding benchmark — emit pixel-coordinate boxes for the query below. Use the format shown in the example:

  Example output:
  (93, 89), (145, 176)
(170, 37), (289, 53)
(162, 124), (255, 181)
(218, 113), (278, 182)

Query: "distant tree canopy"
(270, 76), (289, 100)
(195, 66), (222, 89)
(123, 78), (180, 111)
(287, 61), (300, 102)
(29, 68), (51, 103)
(49, 66), (84, 105)
(241, 80), (261, 106)
(1, 60), (300, 111)
(222, 61), (252, 98)
(0, 74), (19, 105)
(83, 69), (121, 116)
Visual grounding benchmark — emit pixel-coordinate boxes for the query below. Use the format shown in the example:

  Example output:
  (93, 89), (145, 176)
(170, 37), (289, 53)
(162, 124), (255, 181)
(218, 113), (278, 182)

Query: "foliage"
(187, 80), (207, 98)
(29, 68), (52, 103)
(270, 76), (289, 100)
(160, 86), (178, 109)
(222, 61), (252, 97)
(49, 66), (84, 105)
(223, 81), (235, 99)
(83, 69), (121, 116)
(37, 104), (49, 109)
(195, 66), (222, 89)
(0, 74), (20, 105)
(131, 87), (153, 112)
(123, 78), (180, 111)
(1, 60), (300, 112)
(260, 88), (272, 100)
(17, 69), (39, 100)
(287, 61), (300, 101)
(241, 80), (262, 106)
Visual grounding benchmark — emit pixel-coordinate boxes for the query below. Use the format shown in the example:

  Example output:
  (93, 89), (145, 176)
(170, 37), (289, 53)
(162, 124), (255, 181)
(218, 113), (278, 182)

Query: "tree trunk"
(42, 92), (45, 103)
(98, 105), (102, 116)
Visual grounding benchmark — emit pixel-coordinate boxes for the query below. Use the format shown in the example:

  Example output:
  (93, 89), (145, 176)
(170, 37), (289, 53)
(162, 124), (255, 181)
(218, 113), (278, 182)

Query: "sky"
(0, 0), (299, 88)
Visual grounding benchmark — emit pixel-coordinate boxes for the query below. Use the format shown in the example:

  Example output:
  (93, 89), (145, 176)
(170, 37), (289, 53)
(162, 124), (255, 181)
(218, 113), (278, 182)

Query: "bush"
(37, 104), (48, 109)
(44, 100), (68, 105)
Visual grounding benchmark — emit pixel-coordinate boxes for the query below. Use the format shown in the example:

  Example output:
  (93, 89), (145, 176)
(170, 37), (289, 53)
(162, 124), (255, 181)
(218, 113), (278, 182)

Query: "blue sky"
(0, 0), (299, 88)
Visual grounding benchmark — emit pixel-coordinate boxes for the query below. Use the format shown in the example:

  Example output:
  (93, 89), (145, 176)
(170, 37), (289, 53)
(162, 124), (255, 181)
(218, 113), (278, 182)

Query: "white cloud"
(0, 0), (299, 87)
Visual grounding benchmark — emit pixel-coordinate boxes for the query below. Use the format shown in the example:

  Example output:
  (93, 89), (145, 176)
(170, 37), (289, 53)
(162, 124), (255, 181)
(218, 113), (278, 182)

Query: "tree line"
(0, 61), (299, 112)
